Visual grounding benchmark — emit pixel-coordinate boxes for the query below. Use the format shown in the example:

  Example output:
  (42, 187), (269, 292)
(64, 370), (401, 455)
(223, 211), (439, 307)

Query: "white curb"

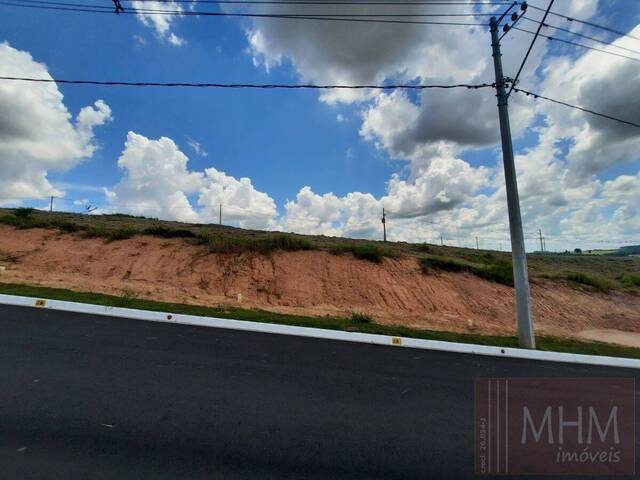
(1, 293), (639, 369)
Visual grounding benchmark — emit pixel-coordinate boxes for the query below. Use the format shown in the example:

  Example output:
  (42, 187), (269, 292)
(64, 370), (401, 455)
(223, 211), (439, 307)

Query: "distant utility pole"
(490, 15), (535, 349)
(539, 229), (545, 253)
(49, 195), (55, 213)
(219, 203), (222, 225)
(476, 236), (479, 250)
(381, 208), (387, 242)
(440, 233), (444, 246)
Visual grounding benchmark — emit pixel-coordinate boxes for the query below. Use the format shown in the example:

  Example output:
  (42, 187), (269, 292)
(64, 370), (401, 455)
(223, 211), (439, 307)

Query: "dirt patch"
(1, 225), (639, 339)
(578, 330), (640, 348)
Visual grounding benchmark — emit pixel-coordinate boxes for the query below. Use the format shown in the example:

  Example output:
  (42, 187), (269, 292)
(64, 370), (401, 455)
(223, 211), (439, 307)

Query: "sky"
(0, 0), (639, 252)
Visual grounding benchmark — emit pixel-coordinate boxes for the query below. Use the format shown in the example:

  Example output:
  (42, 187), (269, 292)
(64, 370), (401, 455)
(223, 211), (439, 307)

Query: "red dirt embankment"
(1, 225), (639, 340)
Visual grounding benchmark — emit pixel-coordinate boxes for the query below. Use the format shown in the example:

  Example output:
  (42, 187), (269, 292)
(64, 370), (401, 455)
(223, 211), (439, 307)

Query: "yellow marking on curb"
(35, 299), (46, 307)
(392, 337), (402, 346)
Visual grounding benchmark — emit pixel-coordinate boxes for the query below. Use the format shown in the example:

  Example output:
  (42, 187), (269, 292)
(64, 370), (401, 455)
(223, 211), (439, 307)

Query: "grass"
(620, 273), (640, 287)
(143, 225), (197, 239)
(1, 207), (638, 292)
(420, 255), (514, 287)
(350, 312), (373, 324)
(198, 232), (313, 254)
(330, 243), (392, 263)
(0, 281), (638, 359)
(565, 273), (614, 292)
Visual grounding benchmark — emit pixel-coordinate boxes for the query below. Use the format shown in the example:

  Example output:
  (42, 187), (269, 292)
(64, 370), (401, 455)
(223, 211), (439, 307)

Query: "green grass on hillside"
(1, 208), (638, 291)
(565, 272), (614, 292)
(420, 255), (514, 287)
(330, 243), (394, 263)
(0, 282), (638, 360)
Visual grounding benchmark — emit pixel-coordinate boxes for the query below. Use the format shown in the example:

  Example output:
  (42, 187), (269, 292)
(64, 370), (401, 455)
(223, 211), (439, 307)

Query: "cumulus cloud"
(131, 1), (185, 46)
(108, 132), (277, 228)
(198, 168), (277, 229)
(110, 132), (203, 222)
(534, 25), (640, 179)
(0, 42), (111, 205)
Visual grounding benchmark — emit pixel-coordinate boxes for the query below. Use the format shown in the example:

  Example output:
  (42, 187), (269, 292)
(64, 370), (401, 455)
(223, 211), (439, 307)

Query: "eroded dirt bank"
(1, 225), (639, 340)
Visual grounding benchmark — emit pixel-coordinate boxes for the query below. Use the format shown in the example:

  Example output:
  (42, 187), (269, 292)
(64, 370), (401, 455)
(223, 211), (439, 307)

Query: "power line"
(506, 0), (554, 98)
(0, 76), (495, 90)
(0, 1), (491, 24)
(522, 1), (640, 43)
(521, 16), (640, 57)
(8, 0), (501, 15)
(511, 87), (640, 129)
(512, 26), (640, 63)
(122, 0), (512, 4)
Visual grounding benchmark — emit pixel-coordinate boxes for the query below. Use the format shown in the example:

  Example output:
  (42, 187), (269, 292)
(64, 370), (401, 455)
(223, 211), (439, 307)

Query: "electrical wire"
(521, 16), (640, 57)
(506, 0), (553, 98)
(122, 0), (512, 4)
(512, 26), (640, 63)
(0, 76), (495, 90)
(0, 1), (491, 25)
(511, 87), (640, 129)
(522, 1), (640, 43)
(7, 0), (501, 15)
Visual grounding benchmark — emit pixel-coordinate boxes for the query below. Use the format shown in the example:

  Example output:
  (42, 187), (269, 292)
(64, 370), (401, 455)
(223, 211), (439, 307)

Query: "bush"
(49, 220), (82, 233)
(83, 227), (137, 241)
(566, 273), (613, 292)
(420, 256), (514, 287)
(13, 207), (35, 218)
(474, 261), (514, 287)
(330, 243), (388, 263)
(420, 256), (468, 273)
(143, 226), (197, 238)
(350, 312), (373, 324)
(199, 232), (312, 254)
(107, 228), (138, 241)
(619, 273), (640, 287)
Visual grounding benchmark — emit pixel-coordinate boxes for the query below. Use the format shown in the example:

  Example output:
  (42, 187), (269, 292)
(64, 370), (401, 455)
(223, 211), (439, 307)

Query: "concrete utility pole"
(440, 233), (444, 246)
(219, 203), (222, 225)
(539, 229), (544, 253)
(490, 17), (536, 349)
(381, 208), (387, 242)
(475, 236), (479, 250)
(49, 195), (54, 213)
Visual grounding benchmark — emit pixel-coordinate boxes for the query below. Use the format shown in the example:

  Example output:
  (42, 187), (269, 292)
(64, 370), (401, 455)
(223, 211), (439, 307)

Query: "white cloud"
(131, 1), (185, 46)
(533, 25), (640, 180)
(0, 42), (111, 205)
(187, 138), (208, 157)
(109, 132), (277, 228)
(198, 168), (277, 229)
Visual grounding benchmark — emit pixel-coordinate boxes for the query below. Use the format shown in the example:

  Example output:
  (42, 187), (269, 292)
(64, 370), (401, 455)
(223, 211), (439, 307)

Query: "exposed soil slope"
(1, 225), (639, 339)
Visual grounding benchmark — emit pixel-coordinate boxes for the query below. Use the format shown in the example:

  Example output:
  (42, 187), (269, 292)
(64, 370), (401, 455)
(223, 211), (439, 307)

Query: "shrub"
(566, 273), (613, 292)
(13, 207), (35, 218)
(199, 232), (312, 254)
(474, 261), (514, 287)
(143, 226), (197, 238)
(350, 312), (373, 324)
(0, 215), (24, 228)
(107, 228), (138, 241)
(83, 227), (137, 241)
(49, 220), (82, 233)
(619, 273), (640, 287)
(330, 243), (387, 263)
(420, 256), (514, 287)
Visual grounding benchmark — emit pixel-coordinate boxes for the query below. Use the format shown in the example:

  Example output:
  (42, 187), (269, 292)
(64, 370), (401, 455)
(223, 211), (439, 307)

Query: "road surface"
(0, 304), (637, 479)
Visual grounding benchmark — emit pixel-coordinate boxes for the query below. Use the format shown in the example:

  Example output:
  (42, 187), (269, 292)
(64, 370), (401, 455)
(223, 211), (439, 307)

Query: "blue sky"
(0, 0), (639, 250)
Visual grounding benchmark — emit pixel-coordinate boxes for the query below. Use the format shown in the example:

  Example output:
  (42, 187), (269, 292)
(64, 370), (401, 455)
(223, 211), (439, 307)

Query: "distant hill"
(586, 245), (640, 256)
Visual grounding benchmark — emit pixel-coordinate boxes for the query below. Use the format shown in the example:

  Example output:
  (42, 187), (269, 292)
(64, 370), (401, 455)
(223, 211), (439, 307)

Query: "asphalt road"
(1, 304), (638, 479)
